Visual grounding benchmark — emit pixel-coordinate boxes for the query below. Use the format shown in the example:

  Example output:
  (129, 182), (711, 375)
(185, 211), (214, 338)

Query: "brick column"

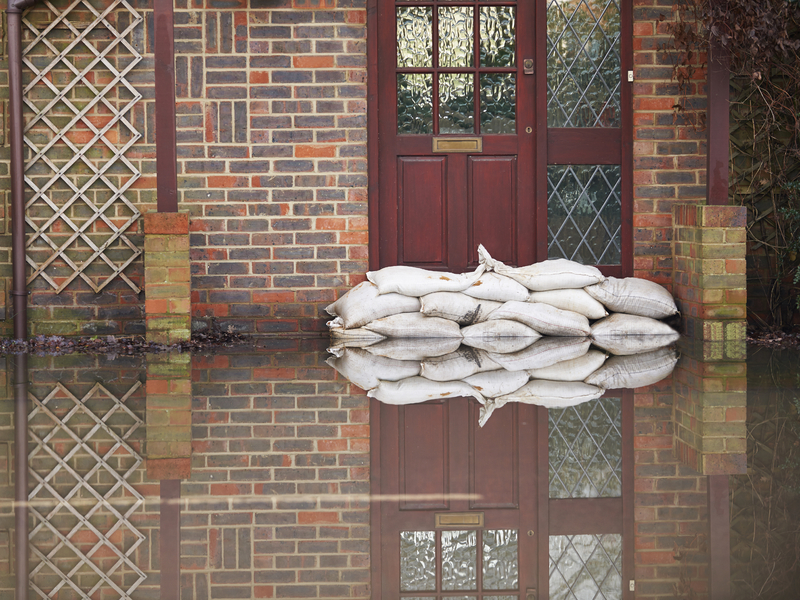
(672, 205), (747, 342)
(145, 353), (192, 481)
(144, 212), (191, 344)
(673, 341), (747, 476)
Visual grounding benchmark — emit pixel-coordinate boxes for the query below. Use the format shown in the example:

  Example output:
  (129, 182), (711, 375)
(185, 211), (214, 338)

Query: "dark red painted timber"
(6, 3), (36, 341)
(367, 0), (380, 271)
(547, 129), (622, 165)
(160, 480), (181, 600)
(706, 32), (730, 206)
(13, 354), (28, 600)
(707, 475), (731, 600)
(154, 0), (178, 213)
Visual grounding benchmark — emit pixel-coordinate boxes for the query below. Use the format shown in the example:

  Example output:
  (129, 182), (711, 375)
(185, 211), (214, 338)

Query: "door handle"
(523, 59), (534, 75)
(526, 588), (537, 600)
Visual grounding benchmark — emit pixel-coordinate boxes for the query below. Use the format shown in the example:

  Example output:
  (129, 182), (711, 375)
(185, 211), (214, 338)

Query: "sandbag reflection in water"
(328, 335), (679, 427)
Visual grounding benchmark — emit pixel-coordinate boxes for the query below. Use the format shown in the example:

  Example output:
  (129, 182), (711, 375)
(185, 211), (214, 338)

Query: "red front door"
(372, 0), (632, 275)
(377, 0), (535, 273)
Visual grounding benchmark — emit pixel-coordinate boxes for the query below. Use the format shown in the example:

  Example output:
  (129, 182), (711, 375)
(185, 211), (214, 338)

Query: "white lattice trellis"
(22, 0), (143, 293)
(28, 381), (146, 599)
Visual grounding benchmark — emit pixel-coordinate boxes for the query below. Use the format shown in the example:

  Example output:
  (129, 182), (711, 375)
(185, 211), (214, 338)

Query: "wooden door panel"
(469, 401), (519, 510)
(468, 156), (517, 266)
(399, 402), (449, 510)
(398, 156), (448, 266)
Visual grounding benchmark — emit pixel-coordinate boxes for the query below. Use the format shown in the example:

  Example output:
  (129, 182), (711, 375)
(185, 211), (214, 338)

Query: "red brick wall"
(176, 0), (369, 335)
(632, 1), (707, 290)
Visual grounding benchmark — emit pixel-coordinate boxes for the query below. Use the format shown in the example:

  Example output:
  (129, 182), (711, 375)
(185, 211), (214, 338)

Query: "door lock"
(526, 588), (537, 600)
(523, 59), (534, 75)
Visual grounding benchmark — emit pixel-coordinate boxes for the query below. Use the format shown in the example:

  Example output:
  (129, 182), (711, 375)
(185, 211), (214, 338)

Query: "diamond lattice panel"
(547, 165), (621, 265)
(546, 0), (621, 128)
(28, 381), (146, 599)
(22, 0), (143, 293)
(549, 397), (622, 498)
(549, 534), (622, 600)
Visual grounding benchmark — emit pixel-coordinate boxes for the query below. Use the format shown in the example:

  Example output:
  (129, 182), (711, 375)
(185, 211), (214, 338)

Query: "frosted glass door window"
(395, 0), (517, 134)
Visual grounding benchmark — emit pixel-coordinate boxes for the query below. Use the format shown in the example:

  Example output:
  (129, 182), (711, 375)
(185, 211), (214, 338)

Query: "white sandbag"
(488, 301), (591, 337)
(367, 263), (485, 297)
(461, 319), (541, 353)
(585, 347), (678, 390)
(420, 292), (502, 325)
(478, 244), (604, 291)
(327, 318), (386, 342)
(488, 337), (591, 372)
(464, 370), (530, 398)
(585, 277), (678, 319)
(591, 333), (680, 356)
(528, 289), (608, 320)
(365, 338), (462, 361)
(591, 313), (678, 337)
(364, 312), (463, 339)
(420, 348), (500, 382)
(461, 319), (541, 339)
(463, 272), (530, 302)
(368, 376), (485, 405)
(325, 281), (421, 328)
(461, 335), (540, 354)
(496, 380), (604, 408)
(591, 314), (679, 356)
(527, 349), (608, 382)
(326, 349), (420, 391)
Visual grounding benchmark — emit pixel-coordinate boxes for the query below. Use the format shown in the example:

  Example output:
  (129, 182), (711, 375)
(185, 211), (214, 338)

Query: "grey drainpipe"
(7, 0), (38, 341)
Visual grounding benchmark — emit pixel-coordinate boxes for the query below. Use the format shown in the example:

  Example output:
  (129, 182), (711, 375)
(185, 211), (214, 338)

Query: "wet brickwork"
(634, 375), (711, 599)
(186, 343), (370, 598)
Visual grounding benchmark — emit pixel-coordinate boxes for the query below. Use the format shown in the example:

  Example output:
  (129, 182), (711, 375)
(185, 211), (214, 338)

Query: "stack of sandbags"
(327, 244), (680, 357)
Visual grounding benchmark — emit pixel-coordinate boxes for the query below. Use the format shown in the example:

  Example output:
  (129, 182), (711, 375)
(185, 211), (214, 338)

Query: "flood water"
(1, 338), (798, 599)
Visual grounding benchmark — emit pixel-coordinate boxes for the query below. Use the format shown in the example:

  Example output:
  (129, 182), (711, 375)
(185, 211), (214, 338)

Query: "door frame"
(367, 0), (633, 275)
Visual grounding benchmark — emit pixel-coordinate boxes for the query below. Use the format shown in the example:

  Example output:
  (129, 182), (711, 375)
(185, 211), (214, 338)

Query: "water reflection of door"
(373, 393), (633, 600)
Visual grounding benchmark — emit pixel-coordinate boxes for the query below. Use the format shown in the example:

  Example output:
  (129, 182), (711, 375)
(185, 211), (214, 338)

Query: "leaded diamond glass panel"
(401, 531), (436, 591)
(546, 0), (621, 127)
(483, 530), (519, 590)
(547, 165), (621, 265)
(440, 73), (475, 134)
(549, 397), (622, 498)
(439, 6), (474, 68)
(397, 7), (433, 68)
(549, 534), (622, 600)
(442, 530), (477, 590)
(398, 74), (433, 134)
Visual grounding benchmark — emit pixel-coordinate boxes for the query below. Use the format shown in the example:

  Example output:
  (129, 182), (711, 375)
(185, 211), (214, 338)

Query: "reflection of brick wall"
(634, 378), (710, 600)
(186, 344), (370, 598)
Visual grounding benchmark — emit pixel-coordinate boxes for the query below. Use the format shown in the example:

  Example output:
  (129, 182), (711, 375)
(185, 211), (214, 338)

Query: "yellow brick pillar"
(144, 212), (191, 344)
(145, 353), (192, 480)
(672, 205), (747, 342)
